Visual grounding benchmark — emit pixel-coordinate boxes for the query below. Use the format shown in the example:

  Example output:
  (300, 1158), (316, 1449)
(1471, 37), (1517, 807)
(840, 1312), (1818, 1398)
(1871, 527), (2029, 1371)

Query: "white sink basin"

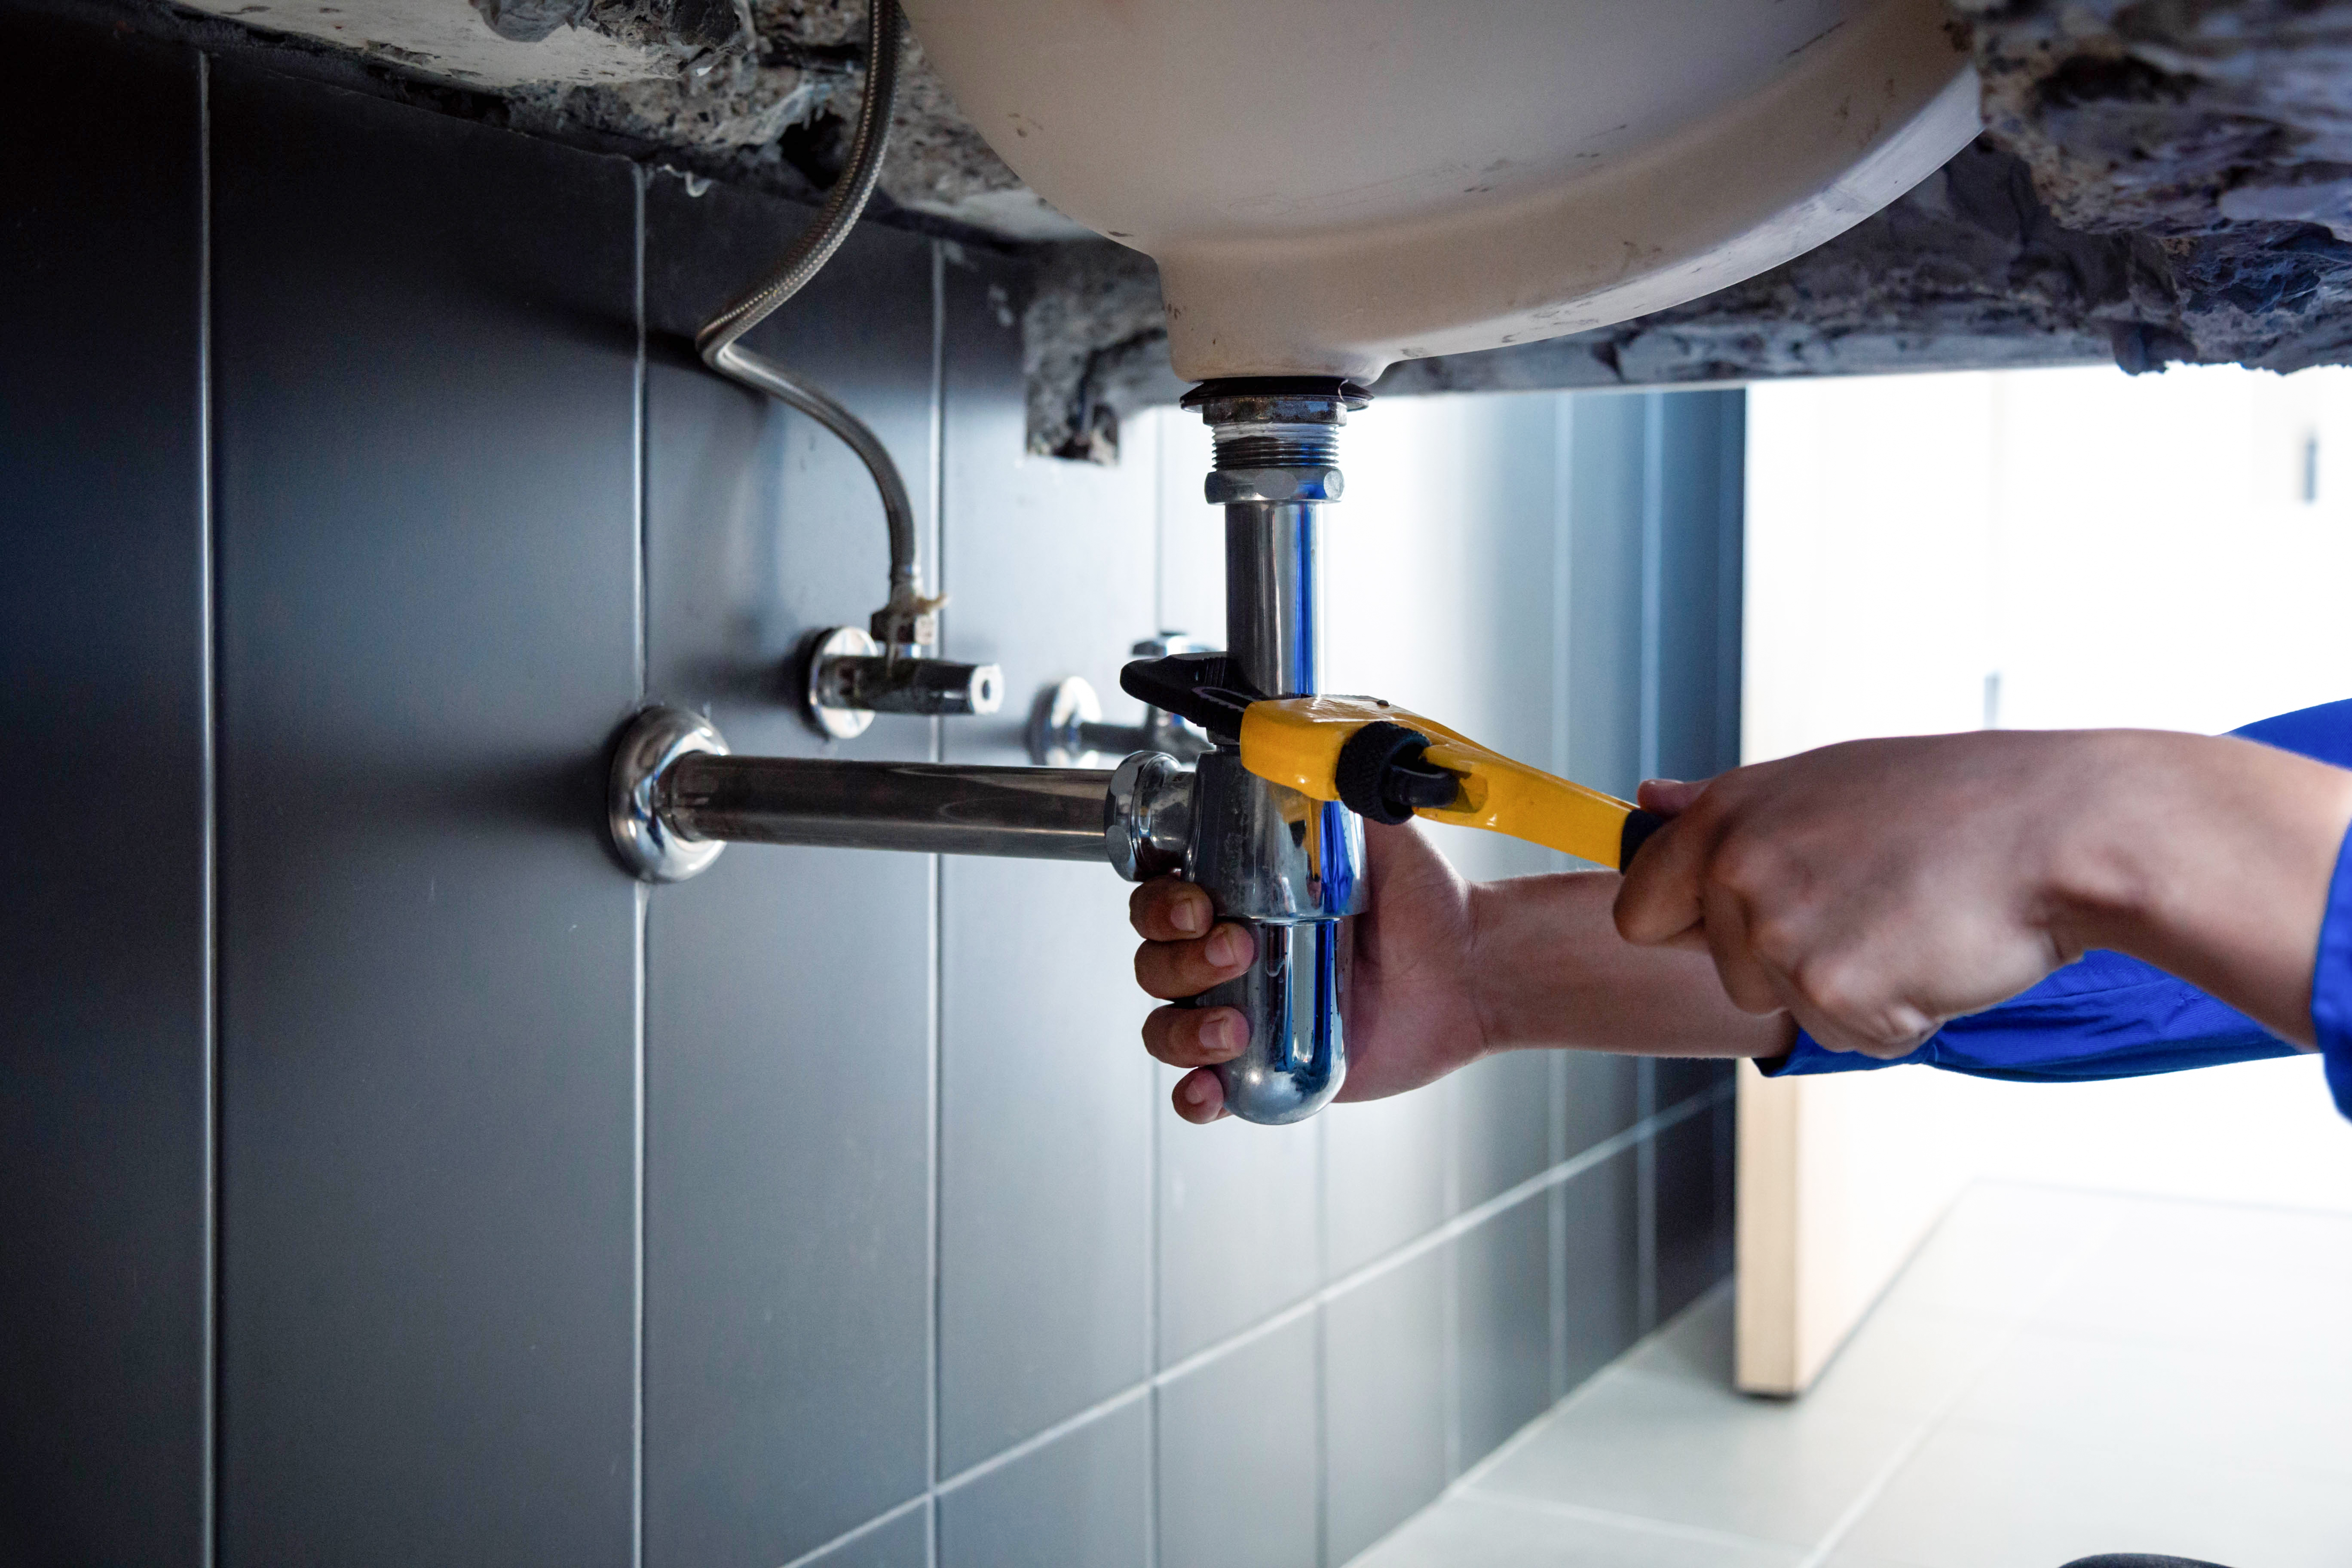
(901, 0), (1979, 382)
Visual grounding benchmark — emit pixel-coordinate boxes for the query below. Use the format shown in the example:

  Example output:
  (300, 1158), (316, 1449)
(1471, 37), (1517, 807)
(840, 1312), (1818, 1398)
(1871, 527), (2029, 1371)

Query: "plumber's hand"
(1611, 729), (2352, 1060)
(1130, 821), (1484, 1124)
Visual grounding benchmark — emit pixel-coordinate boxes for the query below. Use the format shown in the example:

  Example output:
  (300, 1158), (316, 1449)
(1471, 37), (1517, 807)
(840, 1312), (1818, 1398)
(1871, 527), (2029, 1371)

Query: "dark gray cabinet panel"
(1655, 1092), (1736, 1325)
(934, 248), (1158, 1472)
(641, 175), (938, 1565)
(210, 66), (641, 1566)
(936, 1400), (1149, 1568)
(1324, 1250), (1448, 1563)
(1157, 1315), (1320, 1568)
(0, 11), (208, 1563)
(1457, 1197), (1550, 1463)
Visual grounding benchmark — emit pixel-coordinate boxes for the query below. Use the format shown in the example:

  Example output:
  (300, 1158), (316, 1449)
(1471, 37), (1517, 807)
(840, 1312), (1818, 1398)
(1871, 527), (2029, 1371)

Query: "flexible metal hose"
(697, 0), (929, 637)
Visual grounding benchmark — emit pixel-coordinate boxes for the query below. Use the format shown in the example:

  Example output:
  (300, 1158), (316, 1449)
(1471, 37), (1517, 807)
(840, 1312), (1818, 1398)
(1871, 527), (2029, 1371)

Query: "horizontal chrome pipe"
(609, 705), (1194, 882)
(666, 753), (1111, 861)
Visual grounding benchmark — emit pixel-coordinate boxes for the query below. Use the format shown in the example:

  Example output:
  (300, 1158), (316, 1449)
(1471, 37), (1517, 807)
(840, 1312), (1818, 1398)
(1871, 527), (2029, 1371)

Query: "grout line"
(1550, 393), (1574, 784)
(924, 239), (948, 1568)
(1635, 1062), (1659, 1333)
(1547, 1055), (1568, 1401)
(631, 881), (648, 1568)
(1143, 1054), (1161, 1568)
(629, 161), (649, 1568)
(197, 49), (221, 1568)
(1439, 1075), (1462, 1485)
(632, 164), (649, 699)
(1313, 1110), (1329, 1568)
(1637, 391), (1664, 785)
(774, 1492), (931, 1568)
(1464, 1488), (1795, 1556)
(925, 845), (943, 1552)
(936, 1383), (1152, 1501)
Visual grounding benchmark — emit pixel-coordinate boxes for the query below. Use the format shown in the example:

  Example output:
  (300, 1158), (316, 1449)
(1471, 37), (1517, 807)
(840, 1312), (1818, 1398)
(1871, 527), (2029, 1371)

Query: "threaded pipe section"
(1214, 429), (1340, 470)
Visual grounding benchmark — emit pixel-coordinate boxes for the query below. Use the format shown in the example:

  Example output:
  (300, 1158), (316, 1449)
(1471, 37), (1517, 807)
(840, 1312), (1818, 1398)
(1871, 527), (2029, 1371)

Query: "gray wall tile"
(937, 1399), (1150, 1568)
(211, 64), (641, 1565)
(1556, 1145), (1643, 1399)
(1561, 394), (1651, 800)
(640, 177), (939, 1564)
(1326, 1087), (1449, 1277)
(1655, 1054), (1736, 1113)
(1560, 1051), (1642, 1163)
(1454, 1052), (1551, 1213)
(1158, 1099), (1323, 1364)
(1325, 1250), (1449, 1564)
(1654, 392), (1746, 784)
(642, 842), (935, 1566)
(0, 10), (208, 1562)
(1158, 1316), (1320, 1568)
(934, 248), (1158, 1470)
(938, 854), (1154, 1465)
(1457, 1197), (1551, 1465)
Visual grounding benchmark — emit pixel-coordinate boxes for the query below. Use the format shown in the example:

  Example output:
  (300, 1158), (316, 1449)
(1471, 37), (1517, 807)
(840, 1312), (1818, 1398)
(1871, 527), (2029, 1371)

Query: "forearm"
(1467, 870), (1796, 1060)
(2052, 732), (2352, 1048)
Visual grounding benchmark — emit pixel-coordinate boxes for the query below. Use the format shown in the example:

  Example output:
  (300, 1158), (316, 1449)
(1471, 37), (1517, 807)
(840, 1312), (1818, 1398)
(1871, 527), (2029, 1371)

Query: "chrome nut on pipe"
(1104, 752), (1194, 882)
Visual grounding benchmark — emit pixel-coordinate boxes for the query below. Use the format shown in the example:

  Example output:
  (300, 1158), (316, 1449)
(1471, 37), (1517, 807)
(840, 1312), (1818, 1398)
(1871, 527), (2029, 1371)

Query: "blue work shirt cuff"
(2317, 818), (2352, 1120)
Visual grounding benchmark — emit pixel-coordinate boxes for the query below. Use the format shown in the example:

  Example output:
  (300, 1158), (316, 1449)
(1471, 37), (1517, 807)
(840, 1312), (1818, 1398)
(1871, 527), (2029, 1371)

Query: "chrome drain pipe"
(1174, 378), (1371, 1124)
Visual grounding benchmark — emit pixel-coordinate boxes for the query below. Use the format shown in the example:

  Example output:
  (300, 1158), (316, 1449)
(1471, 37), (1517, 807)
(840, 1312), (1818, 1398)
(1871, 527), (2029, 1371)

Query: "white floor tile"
(1951, 1324), (2352, 1478)
(1348, 1492), (1803, 1568)
(1476, 1366), (1924, 1549)
(1359, 1184), (2352, 1568)
(1802, 1303), (2016, 1421)
(1868, 1185), (2120, 1323)
(2030, 1219), (2352, 1354)
(1832, 1418), (2352, 1568)
(1620, 1284), (1736, 1388)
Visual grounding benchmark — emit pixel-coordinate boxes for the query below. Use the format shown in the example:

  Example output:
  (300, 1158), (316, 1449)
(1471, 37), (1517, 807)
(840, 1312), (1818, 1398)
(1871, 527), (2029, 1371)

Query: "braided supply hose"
(697, 0), (936, 652)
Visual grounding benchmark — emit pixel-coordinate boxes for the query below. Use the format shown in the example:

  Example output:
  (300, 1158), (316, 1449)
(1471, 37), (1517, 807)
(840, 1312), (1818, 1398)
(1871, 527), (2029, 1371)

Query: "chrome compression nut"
(1104, 751), (1194, 882)
(1204, 466), (1344, 505)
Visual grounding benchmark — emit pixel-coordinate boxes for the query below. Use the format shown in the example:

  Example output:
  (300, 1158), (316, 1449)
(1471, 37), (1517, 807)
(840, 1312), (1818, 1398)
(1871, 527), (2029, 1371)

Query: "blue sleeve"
(2317, 828), (2352, 1118)
(1760, 698), (2352, 1118)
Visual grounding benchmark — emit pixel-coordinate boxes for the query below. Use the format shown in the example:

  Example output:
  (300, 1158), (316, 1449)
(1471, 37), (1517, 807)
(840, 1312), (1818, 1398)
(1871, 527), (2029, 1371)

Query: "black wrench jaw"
(1118, 652), (1260, 744)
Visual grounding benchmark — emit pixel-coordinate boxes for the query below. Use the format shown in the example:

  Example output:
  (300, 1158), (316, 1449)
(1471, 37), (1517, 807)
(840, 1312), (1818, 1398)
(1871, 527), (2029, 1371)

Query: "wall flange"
(610, 705), (730, 883)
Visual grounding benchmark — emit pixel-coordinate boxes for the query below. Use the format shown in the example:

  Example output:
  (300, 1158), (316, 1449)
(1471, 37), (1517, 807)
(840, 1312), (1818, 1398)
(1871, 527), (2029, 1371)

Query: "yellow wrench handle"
(1237, 697), (1666, 870)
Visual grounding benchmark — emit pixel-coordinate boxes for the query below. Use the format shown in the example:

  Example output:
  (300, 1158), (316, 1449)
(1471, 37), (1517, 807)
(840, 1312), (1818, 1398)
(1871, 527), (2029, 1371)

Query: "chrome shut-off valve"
(803, 625), (1003, 740)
